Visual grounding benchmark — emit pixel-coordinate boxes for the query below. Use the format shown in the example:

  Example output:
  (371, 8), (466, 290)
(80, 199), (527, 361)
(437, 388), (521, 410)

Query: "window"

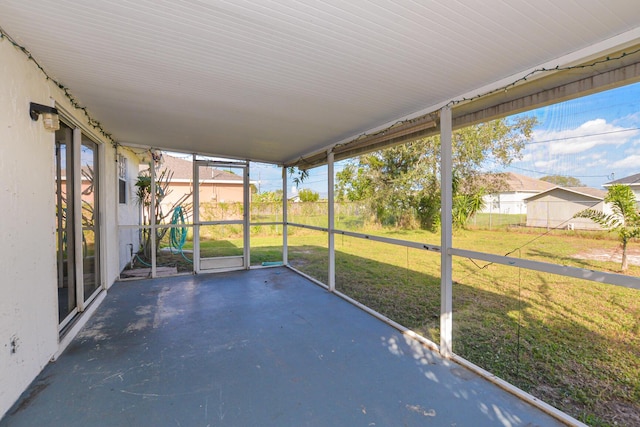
(118, 154), (127, 204)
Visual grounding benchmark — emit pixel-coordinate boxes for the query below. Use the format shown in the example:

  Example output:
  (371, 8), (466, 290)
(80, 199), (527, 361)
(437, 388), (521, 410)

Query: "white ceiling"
(2, 1), (640, 164)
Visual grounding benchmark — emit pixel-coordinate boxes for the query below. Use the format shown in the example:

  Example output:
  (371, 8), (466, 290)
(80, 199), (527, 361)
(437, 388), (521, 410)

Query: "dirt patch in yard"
(573, 246), (640, 267)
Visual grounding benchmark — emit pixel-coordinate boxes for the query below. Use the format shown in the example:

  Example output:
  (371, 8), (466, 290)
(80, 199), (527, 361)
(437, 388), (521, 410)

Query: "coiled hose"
(170, 205), (193, 263)
(134, 205), (192, 267)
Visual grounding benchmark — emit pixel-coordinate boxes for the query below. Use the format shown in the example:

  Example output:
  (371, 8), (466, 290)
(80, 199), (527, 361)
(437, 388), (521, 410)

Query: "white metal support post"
(282, 166), (288, 265)
(327, 150), (336, 292)
(243, 162), (250, 268)
(440, 106), (453, 357)
(193, 155), (200, 273)
(150, 154), (157, 278)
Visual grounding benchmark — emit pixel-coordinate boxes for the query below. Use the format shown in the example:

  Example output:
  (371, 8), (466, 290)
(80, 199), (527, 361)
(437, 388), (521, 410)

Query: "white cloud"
(585, 159), (608, 168)
(614, 111), (640, 127)
(532, 119), (638, 155)
(578, 152), (603, 162)
(514, 153), (533, 163)
(534, 159), (558, 169)
(611, 154), (640, 169)
(624, 146), (640, 155)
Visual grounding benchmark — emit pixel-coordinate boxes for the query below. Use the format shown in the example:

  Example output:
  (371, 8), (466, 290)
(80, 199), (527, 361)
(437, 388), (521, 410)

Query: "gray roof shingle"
(158, 155), (242, 181)
(604, 173), (640, 186)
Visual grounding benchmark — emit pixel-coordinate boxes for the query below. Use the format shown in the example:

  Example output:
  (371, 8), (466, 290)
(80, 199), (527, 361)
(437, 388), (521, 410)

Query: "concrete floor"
(1, 267), (566, 426)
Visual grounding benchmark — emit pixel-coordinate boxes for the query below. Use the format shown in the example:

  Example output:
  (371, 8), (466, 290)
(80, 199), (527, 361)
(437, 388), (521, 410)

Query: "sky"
(250, 81), (640, 195)
(505, 81), (640, 188)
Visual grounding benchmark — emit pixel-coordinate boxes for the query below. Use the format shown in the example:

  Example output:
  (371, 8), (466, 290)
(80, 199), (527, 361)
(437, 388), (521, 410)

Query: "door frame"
(193, 159), (250, 273)
(79, 135), (102, 308)
(56, 111), (105, 333)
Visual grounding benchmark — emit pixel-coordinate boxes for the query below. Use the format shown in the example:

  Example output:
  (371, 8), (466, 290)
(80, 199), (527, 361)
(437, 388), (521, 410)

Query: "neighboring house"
(524, 187), (608, 230)
(603, 173), (640, 206)
(480, 172), (555, 215)
(141, 155), (251, 210)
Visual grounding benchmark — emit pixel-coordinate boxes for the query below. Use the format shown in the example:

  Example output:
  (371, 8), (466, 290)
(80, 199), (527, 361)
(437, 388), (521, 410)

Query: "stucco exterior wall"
(198, 182), (244, 204)
(161, 181), (195, 214)
(117, 149), (142, 271)
(0, 37), (59, 419)
(0, 38), (125, 417)
(481, 191), (534, 215)
(633, 188), (640, 208)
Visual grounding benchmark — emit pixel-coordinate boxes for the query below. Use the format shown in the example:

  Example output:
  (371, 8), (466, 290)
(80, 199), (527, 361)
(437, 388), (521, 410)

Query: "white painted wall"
(633, 188), (640, 208)
(0, 38), (59, 419)
(0, 38), (123, 418)
(117, 149), (142, 272)
(525, 191), (604, 230)
(481, 191), (535, 215)
(101, 135), (120, 290)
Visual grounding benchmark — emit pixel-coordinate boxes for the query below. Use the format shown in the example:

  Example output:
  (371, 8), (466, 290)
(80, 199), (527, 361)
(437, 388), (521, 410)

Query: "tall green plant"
(574, 184), (640, 271)
(452, 173), (486, 229)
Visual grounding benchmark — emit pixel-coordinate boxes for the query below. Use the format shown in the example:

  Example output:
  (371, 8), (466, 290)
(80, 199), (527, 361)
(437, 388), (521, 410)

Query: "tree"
(254, 190), (283, 203)
(287, 166), (309, 187)
(135, 167), (192, 259)
(336, 116), (538, 230)
(574, 184), (640, 272)
(298, 188), (320, 202)
(540, 175), (584, 187)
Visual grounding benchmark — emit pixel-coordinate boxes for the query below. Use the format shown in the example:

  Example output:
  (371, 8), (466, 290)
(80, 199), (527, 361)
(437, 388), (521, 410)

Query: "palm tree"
(574, 184), (640, 271)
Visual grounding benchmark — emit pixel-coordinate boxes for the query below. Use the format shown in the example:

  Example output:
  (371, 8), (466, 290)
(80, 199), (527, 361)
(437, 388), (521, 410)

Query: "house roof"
(496, 172), (556, 192)
(2, 2), (640, 165)
(604, 172), (640, 186)
(524, 186), (607, 201)
(153, 155), (242, 182)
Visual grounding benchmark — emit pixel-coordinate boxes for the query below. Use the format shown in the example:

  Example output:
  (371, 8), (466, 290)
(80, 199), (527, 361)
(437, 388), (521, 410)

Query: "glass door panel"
(55, 123), (102, 329)
(81, 137), (100, 303)
(55, 124), (76, 324)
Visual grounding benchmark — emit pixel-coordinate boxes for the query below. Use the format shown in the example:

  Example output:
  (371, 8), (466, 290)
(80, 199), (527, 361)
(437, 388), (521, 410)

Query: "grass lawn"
(140, 225), (638, 426)
(277, 227), (639, 427)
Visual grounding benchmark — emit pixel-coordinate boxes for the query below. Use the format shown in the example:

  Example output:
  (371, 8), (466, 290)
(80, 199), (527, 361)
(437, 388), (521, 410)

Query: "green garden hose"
(170, 205), (193, 263)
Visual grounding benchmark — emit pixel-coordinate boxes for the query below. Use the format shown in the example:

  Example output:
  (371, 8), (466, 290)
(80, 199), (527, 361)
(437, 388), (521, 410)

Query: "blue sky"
(250, 162), (332, 198)
(505, 81), (640, 188)
(253, 81), (640, 195)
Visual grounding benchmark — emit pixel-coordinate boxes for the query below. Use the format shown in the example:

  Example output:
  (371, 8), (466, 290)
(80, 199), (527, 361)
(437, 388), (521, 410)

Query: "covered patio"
(2, 1), (640, 426)
(1, 268), (563, 427)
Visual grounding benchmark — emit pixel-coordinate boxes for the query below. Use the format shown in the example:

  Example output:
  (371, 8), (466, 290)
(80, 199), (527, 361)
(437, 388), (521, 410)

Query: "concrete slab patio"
(1, 268), (566, 426)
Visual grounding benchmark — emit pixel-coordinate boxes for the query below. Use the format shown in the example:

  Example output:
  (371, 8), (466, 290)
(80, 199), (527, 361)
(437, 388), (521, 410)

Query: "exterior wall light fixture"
(30, 102), (60, 131)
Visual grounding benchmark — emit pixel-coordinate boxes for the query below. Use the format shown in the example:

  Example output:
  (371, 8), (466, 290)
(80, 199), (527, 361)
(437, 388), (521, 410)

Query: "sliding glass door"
(55, 122), (101, 330)
(55, 123), (76, 325)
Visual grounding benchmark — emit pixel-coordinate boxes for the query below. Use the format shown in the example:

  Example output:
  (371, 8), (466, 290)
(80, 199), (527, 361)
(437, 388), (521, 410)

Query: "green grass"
(281, 226), (640, 427)
(470, 212), (526, 228)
